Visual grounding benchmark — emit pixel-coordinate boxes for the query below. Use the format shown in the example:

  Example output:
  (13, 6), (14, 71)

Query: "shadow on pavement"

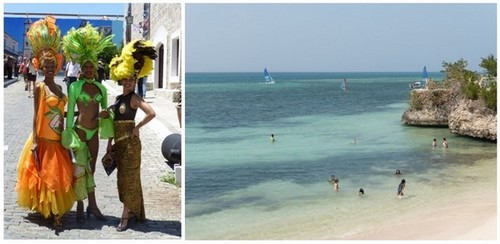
(25, 211), (182, 238)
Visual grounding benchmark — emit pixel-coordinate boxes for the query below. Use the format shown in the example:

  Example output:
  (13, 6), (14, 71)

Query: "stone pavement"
(3, 75), (182, 239)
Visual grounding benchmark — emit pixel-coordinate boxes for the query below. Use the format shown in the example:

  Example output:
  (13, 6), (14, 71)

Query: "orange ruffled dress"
(16, 83), (76, 218)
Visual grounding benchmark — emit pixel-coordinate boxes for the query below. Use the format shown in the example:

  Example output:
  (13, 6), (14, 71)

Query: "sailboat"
(422, 66), (429, 86)
(340, 78), (347, 91)
(264, 68), (275, 84)
(409, 66), (428, 89)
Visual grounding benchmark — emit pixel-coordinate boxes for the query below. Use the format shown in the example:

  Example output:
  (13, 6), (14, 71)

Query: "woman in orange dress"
(16, 16), (75, 232)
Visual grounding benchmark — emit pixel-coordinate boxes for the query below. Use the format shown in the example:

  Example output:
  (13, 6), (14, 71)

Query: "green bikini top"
(66, 78), (108, 130)
(78, 90), (103, 107)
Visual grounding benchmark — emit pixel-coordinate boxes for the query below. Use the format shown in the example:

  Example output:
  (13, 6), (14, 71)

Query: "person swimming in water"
(358, 188), (365, 195)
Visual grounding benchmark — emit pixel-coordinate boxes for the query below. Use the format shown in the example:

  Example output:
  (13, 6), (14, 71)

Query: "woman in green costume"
(61, 24), (114, 223)
(108, 40), (157, 231)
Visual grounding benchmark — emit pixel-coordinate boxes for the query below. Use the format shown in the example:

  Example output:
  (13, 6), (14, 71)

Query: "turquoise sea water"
(185, 72), (496, 240)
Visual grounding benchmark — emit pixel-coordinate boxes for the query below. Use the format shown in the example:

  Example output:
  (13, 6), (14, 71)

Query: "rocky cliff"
(401, 88), (497, 141)
(448, 99), (497, 140)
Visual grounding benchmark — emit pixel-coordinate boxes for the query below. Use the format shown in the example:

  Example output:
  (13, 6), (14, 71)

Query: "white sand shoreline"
(343, 192), (497, 240)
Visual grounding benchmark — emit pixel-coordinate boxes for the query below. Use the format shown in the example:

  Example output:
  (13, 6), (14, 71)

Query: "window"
(170, 37), (179, 77)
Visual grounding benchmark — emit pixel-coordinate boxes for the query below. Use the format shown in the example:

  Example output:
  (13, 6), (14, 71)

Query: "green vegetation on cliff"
(409, 55), (496, 111)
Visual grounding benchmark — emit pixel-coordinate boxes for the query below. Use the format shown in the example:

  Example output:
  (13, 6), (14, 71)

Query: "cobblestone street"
(3, 76), (182, 239)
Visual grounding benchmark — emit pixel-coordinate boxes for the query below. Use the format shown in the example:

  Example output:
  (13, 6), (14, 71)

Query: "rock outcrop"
(402, 88), (496, 141)
(448, 100), (497, 140)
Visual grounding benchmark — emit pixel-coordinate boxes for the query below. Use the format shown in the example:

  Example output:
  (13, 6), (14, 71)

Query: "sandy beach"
(344, 190), (497, 240)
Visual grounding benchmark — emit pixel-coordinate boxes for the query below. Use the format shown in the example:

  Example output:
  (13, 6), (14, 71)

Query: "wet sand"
(343, 191), (497, 240)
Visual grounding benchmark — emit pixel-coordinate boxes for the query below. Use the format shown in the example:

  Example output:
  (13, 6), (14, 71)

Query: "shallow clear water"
(185, 72), (496, 239)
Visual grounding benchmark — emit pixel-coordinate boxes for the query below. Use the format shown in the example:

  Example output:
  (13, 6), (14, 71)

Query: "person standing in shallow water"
(328, 175), (339, 191)
(442, 138), (448, 148)
(270, 134), (275, 143)
(397, 179), (406, 197)
(432, 138), (437, 147)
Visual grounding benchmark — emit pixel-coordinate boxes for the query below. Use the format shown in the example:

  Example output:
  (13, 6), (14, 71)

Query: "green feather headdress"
(109, 40), (157, 83)
(62, 23), (114, 67)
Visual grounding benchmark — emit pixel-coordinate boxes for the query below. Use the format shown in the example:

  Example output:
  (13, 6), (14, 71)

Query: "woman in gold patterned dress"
(108, 40), (157, 231)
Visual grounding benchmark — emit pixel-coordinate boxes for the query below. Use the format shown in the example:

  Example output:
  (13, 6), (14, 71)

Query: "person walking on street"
(19, 57), (29, 90)
(16, 16), (75, 233)
(61, 23), (114, 224)
(5, 56), (14, 79)
(64, 59), (80, 94)
(136, 76), (146, 98)
(97, 59), (106, 83)
(14, 58), (19, 78)
(26, 57), (38, 98)
(108, 39), (157, 231)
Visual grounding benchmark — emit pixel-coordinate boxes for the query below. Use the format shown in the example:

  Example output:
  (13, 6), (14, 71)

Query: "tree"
(442, 58), (479, 88)
(479, 54), (497, 79)
(478, 54), (497, 111)
(480, 78), (497, 110)
(98, 44), (120, 65)
(97, 44), (120, 77)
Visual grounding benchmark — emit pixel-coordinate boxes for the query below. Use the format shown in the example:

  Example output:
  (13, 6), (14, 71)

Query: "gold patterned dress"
(16, 83), (76, 218)
(112, 91), (145, 220)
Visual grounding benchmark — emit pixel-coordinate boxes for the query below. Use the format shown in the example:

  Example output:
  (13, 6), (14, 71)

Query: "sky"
(3, 2), (126, 17)
(3, 3), (126, 51)
(186, 3), (497, 73)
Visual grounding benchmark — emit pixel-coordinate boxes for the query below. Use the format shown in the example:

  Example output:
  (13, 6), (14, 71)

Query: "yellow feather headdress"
(62, 23), (114, 68)
(26, 16), (63, 71)
(109, 40), (157, 83)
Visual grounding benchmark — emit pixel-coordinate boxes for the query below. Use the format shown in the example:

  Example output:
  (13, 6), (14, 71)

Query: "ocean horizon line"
(186, 71), (445, 74)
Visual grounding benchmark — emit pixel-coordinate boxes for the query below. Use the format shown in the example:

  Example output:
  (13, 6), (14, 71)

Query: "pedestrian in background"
(137, 76), (146, 98)
(16, 16), (75, 233)
(61, 23), (114, 223)
(108, 39), (157, 231)
(64, 59), (80, 94)
(18, 57), (29, 90)
(97, 59), (106, 83)
(26, 57), (38, 98)
(4, 56), (14, 79)
(14, 58), (19, 78)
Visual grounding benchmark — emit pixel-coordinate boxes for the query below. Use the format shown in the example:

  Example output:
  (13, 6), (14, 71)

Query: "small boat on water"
(264, 68), (275, 84)
(409, 66), (428, 89)
(340, 78), (347, 91)
(409, 81), (423, 89)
